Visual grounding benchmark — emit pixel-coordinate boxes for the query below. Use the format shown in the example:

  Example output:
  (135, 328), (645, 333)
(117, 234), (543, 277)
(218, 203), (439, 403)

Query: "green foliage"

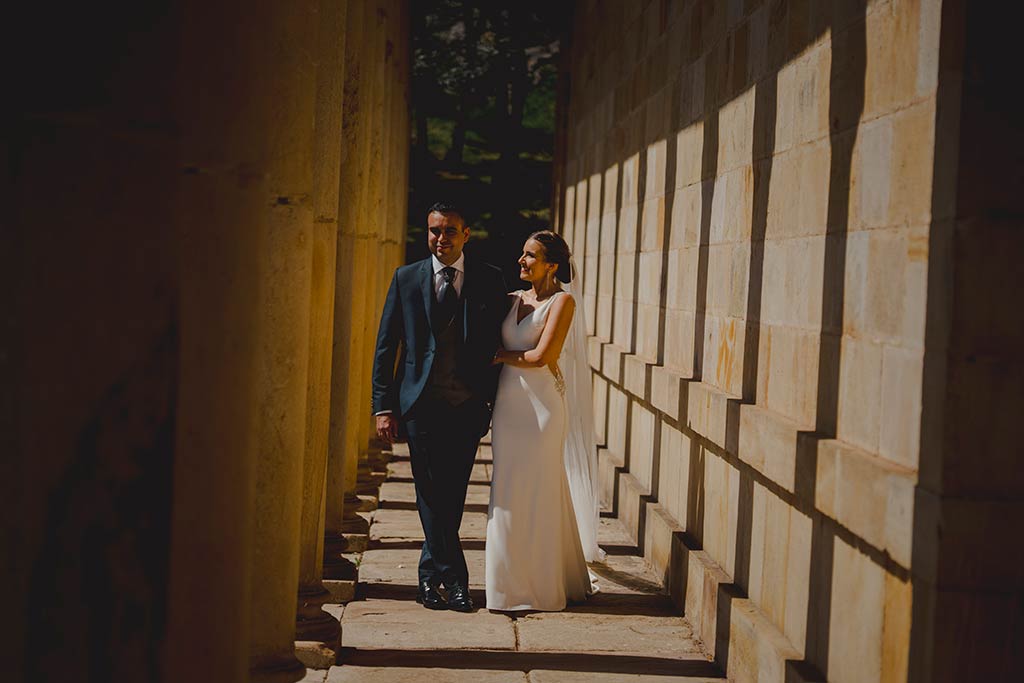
(409, 1), (572, 281)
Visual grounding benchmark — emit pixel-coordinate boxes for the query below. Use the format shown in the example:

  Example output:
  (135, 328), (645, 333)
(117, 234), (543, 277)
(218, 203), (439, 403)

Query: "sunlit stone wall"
(553, 1), (1022, 681)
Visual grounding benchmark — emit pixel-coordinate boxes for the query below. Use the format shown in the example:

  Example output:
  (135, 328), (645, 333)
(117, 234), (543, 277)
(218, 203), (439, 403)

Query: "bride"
(485, 230), (604, 612)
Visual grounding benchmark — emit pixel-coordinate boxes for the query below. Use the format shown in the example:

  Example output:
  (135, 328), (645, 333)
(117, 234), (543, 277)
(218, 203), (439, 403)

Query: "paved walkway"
(309, 441), (725, 682)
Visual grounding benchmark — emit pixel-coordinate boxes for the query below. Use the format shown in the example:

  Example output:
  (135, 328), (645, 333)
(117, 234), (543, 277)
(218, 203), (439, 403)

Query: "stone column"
(295, 0), (349, 657)
(326, 0), (372, 557)
(245, 1), (319, 681)
(355, 0), (391, 489)
(163, 1), (279, 679)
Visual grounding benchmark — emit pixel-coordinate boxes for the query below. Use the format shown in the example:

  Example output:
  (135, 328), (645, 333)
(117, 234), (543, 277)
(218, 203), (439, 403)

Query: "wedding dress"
(485, 290), (594, 611)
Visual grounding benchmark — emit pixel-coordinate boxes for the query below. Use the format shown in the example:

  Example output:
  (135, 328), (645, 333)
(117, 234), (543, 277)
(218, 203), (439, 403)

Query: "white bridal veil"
(561, 259), (606, 563)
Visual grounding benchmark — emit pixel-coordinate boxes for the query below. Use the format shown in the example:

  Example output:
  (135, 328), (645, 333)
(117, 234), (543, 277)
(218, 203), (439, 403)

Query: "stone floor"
(310, 442), (725, 683)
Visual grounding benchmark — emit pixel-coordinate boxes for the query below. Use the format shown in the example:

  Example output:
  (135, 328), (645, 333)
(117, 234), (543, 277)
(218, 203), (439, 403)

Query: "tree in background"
(409, 0), (572, 280)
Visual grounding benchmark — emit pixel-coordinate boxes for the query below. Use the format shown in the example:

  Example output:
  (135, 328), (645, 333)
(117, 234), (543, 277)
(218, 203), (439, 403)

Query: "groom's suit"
(372, 253), (507, 588)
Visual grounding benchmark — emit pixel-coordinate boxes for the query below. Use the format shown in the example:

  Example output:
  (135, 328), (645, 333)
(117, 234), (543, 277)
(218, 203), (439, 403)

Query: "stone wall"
(555, 1), (1022, 681)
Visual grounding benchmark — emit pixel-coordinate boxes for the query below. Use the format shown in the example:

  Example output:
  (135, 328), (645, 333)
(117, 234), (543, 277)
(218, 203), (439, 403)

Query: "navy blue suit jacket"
(371, 256), (509, 418)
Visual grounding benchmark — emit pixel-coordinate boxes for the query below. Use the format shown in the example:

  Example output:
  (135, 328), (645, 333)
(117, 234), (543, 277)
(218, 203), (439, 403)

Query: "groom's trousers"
(403, 395), (488, 588)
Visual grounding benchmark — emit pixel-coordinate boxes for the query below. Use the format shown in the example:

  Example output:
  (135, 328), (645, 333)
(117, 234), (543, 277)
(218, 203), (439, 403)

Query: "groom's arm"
(371, 269), (403, 416)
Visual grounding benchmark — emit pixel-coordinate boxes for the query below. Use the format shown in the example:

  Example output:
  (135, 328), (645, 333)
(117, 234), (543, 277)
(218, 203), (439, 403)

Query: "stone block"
(658, 423), (685, 523)
(836, 336), (883, 454)
(706, 242), (749, 318)
(635, 305), (662, 362)
(617, 471), (645, 544)
(737, 403), (801, 493)
(783, 506), (812, 652)
(327, 668), (526, 683)
(603, 343), (626, 384)
(323, 578), (356, 603)
(746, 482), (769, 607)
(666, 244), (699, 311)
(629, 403), (657, 491)
(340, 533), (368, 553)
(793, 45), (831, 146)
(758, 492), (793, 631)
(685, 549), (731, 656)
(701, 452), (738, 575)
(642, 502), (682, 587)
(517, 608), (702, 658)
(675, 121), (705, 189)
(670, 183), (703, 248)
(296, 640), (338, 669)
(663, 308), (697, 376)
(613, 299), (635, 350)
(756, 324), (820, 426)
(644, 138), (668, 201)
(583, 293), (598, 336)
(622, 153), (641, 206)
(850, 227), (907, 343)
(606, 385), (629, 461)
(592, 372), (609, 443)
(624, 353), (650, 397)
(797, 141), (831, 236)
(718, 87), (754, 172)
(880, 569), (912, 683)
(853, 117), (894, 230)
(531, 672), (715, 683)
(650, 365), (678, 418)
(760, 235), (825, 329)
(341, 598), (516, 649)
(702, 315), (745, 397)
(863, 0), (920, 120)
(597, 447), (618, 511)
(588, 335), (604, 369)
(597, 294), (615, 343)
(686, 381), (731, 450)
(638, 249), (663, 305)
(878, 344), (923, 469)
(600, 207), (619, 253)
(828, 539), (886, 683)
(816, 438), (915, 569)
(765, 147), (800, 239)
(890, 101), (935, 228)
(725, 598), (802, 683)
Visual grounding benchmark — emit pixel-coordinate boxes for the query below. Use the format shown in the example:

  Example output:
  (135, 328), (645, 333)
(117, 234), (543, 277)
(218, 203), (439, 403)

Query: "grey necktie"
(435, 266), (457, 326)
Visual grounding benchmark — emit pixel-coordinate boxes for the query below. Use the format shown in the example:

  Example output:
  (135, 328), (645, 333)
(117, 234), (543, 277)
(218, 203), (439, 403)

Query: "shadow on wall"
(555, 1), (928, 680)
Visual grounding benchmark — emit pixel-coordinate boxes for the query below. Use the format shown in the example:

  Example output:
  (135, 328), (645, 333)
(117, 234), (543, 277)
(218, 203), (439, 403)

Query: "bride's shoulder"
(550, 290), (576, 316)
(555, 290), (576, 306)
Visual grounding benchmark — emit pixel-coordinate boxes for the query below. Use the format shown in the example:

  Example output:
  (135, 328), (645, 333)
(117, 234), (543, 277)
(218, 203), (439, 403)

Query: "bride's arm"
(496, 294), (575, 368)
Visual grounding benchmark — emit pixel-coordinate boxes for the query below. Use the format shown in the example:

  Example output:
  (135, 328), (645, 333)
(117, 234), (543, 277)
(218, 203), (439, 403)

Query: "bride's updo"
(528, 230), (574, 283)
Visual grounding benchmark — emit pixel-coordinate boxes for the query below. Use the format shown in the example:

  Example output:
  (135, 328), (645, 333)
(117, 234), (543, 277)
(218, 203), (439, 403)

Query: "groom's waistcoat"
(423, 296), (473, 406)
(370, 256), (508, 417)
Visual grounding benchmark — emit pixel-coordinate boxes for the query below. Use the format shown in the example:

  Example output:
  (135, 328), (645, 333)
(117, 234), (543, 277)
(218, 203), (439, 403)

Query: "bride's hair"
(527, 230), (574, 283)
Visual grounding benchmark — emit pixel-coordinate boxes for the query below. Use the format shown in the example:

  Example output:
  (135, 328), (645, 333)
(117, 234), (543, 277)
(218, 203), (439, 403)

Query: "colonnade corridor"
(311, 438), (724, 683)
(8, 1), (1024, 681)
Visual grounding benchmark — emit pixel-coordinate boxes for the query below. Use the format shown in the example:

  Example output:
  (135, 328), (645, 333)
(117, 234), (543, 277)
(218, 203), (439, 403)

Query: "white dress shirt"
(432, 252), (464, 301)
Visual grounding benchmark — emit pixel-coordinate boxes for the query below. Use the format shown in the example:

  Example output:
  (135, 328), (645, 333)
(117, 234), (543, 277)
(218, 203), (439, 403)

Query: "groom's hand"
(376, 414), (399, 445)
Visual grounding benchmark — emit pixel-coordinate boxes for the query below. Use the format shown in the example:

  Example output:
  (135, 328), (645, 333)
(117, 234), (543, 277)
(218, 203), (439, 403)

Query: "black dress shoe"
(416, 581), (447, 610)
(445, 582), (474, 613)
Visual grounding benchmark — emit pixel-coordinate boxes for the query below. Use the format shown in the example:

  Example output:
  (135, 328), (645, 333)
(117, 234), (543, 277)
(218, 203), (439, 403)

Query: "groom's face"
(427, 211), (470, 265)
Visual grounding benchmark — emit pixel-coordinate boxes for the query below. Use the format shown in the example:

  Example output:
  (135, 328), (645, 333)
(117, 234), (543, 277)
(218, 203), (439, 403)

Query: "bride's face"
(518, 239), (557, 285)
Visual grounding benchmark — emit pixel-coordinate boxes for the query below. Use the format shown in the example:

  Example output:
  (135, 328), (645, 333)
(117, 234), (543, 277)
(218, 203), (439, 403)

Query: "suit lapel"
(460, 257), (472, 343)
(420, 258), (435, 334)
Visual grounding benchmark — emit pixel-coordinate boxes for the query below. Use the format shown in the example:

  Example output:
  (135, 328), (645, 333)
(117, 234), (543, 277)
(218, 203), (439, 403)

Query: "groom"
(371, 202), (508, 612)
